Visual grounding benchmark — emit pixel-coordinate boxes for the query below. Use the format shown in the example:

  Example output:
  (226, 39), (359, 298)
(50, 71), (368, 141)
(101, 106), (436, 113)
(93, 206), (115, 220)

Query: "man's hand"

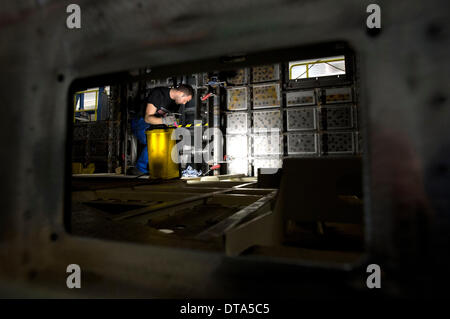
(161, 115), (176, 126)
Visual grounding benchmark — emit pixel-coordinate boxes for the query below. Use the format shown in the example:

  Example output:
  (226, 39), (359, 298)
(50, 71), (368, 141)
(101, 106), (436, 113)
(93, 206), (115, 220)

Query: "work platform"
(71, 169), (364, 265)
(71, 175), (282, 257)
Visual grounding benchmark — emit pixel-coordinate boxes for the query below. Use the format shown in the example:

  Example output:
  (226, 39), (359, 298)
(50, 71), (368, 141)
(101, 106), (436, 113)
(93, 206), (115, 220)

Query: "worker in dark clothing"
(128, 84), (194, 175)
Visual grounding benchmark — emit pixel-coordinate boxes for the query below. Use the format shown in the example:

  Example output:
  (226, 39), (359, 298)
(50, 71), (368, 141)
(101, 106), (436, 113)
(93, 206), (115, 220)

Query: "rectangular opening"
(73, 87), (111, 122)
(67, 42), (366, 267)
(289, 55), (346, 80)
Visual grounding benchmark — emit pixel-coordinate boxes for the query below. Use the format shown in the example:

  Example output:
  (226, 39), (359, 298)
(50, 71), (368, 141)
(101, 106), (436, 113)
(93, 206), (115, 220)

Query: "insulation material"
(227, 86), (248, 111)
(286, 90), (316, 106)
(227, 159), (248, 175)
(226, 135), (248, 158)
(252, 64), (280, 83)
(287, 133), (318, 154)
(286, 107), (317, 131)
(253, 134), (283, 156)
(226, 112), (248, 134)
(253, 110), (282, 132)
(322, 132), (355, 154)
(252, 83), (280, 109)
(227, 69), (248, 85)
(319, 105), (354, 129)
(253, 157), (283, 176)
(324, 87), (353, 104)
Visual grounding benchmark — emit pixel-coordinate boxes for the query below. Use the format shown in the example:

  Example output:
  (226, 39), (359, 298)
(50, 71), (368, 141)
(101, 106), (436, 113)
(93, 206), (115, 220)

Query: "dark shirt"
(144, 87), (179, 118)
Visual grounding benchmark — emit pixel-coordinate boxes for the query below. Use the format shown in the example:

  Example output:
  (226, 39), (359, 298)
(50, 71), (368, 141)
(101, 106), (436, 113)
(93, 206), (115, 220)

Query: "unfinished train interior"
(1, 0), (449, 301)
(69, 44), (366, 263)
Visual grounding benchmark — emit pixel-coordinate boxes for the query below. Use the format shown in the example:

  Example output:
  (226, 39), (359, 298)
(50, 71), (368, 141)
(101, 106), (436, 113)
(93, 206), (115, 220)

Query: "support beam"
(196, 191), (277, 240)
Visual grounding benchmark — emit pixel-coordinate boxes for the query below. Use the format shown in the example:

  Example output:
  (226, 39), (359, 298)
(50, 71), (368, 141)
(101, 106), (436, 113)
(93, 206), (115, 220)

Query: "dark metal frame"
(1, 0), (448, 299)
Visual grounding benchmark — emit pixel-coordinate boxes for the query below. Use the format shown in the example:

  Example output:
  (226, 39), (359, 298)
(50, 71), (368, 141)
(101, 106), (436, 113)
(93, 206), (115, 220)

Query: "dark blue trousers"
(131, 117), (150, 173)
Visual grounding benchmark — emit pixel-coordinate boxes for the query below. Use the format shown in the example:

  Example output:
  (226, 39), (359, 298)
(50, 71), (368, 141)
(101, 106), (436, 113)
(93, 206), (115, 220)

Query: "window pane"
(83, 91), (97, 110)
(289, 55), (345, 80)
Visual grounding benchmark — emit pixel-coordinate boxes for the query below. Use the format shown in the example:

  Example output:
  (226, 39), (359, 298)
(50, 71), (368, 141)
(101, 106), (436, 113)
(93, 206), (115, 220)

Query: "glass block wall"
(225, 62), (361, 176)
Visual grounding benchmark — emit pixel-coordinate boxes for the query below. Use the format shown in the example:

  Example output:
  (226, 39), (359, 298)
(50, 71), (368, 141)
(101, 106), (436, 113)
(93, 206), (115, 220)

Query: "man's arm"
(144, 103), (163, 124)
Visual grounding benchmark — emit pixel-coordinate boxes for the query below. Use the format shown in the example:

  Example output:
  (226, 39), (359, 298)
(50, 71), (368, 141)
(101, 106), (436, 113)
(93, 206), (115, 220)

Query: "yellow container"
(72, 162), (95, 174)
(82, 163), (95, 174)
(145, 126), (180, 180)
(72, 162), (82, 174)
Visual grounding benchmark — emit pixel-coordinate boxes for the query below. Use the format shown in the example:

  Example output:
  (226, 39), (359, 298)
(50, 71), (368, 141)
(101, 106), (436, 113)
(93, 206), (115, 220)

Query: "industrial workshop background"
(71, 54), (361, 177)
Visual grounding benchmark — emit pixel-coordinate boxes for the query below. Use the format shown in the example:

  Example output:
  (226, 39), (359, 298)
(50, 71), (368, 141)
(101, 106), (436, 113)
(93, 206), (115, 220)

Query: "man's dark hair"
(175, 84), (194, 97)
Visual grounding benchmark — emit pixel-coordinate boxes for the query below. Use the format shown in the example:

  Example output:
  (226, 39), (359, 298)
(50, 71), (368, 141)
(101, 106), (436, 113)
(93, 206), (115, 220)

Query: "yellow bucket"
(145, 126), (180, 180)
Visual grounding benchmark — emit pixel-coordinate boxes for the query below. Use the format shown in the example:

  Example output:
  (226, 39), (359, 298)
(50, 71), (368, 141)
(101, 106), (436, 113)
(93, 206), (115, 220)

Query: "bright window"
(74, 88), (99, 122)
(289, 55), (345, 80)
